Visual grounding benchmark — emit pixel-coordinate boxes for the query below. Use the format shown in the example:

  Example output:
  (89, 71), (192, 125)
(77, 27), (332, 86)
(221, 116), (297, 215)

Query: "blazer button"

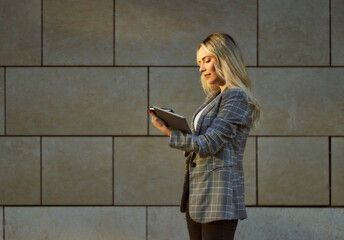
(191, 162), (196, 167)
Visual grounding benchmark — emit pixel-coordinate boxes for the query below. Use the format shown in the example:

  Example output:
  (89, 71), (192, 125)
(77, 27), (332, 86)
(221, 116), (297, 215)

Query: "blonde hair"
(198, 33), (260, 128)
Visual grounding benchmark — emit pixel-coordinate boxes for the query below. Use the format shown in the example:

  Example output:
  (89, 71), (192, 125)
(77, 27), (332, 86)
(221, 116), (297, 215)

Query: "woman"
(149, 33), (260, 240)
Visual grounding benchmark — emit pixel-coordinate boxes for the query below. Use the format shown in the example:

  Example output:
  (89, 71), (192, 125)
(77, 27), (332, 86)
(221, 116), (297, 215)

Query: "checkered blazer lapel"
(191, 89), (221, 135)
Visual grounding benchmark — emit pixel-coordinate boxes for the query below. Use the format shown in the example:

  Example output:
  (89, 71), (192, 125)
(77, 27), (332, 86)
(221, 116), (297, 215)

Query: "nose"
(199, 63), (205, 73)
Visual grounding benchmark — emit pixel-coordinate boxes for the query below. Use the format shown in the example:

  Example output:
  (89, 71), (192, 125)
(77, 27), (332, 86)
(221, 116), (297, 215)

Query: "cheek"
(209, 63), (216, 74)
(210, 66), (218, 78)
(212, 71), (218, 79)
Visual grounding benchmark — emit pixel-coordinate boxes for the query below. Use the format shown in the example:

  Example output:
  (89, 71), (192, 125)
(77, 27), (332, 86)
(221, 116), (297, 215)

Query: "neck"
(220, 85), (227, 93)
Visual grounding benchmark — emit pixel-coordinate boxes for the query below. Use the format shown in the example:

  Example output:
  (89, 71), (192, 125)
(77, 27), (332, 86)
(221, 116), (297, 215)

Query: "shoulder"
(221, 88), (247, 101)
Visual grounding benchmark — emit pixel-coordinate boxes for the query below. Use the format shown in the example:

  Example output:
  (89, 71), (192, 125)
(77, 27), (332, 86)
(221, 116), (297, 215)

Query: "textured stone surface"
(258, 137), (329, 205)
(42, 137), (112, 205)
(249, 68), (344, 135)
(236, 207), (344, 240)
(0, 137), (40, 205)
(259, 0), (329, 66)
(332, 0), (344, 65)
(332, 137), (344, 205)
(0, 68), (4, 135)
(6, 67), (147, 135)
(0, 0), (41, 65)
(243, 137), (256, 205)
(5, 207), (146, 240)
(114, 137), (185, 205)
(148, 207), (188, 240)
(1, 2), (343, 240)
(43, 0), (113, 65)
(149, 67), (204, 135)
(116, 0), (256, 66)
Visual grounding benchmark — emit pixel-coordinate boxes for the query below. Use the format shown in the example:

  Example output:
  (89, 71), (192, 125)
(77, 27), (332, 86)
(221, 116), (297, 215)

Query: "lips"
(204, 73), (211, 79)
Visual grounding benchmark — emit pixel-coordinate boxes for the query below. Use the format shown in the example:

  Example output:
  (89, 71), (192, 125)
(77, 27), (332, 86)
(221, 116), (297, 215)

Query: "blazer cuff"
(168, 129), (179, 148)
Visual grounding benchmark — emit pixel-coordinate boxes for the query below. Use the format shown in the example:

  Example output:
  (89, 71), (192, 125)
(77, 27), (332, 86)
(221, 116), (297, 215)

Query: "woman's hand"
(149, 111), (171, 136)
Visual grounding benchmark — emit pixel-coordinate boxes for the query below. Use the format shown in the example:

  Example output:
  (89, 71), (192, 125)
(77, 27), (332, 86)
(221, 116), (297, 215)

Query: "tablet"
(149, 106), (192, 134)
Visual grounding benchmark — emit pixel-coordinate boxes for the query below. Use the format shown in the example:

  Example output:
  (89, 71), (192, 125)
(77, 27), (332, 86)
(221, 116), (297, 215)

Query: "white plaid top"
(169, 88), (252, 223)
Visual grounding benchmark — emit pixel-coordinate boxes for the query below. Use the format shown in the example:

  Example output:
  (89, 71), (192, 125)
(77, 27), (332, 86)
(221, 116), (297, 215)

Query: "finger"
(150, 114), (159, 122)
(151, 116), (162, 125)
(156, 117), (166, 126)
(152, 115), (158, 121)
(148, 110), (156, 117)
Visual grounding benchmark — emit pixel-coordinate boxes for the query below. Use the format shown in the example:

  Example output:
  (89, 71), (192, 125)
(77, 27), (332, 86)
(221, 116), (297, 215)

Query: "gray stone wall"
(0, 0), (343, 239)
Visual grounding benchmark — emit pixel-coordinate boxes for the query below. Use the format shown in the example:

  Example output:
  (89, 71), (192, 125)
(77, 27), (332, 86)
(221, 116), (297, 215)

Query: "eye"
(205, 59), (211, 63)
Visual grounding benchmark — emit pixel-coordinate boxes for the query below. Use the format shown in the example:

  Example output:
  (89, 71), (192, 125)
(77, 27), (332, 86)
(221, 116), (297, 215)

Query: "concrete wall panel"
(43, 0), (113, 65)
(249, 68), (344, 135)
(5, 207), (146, 240)
(332, 137), (344, 205)
(258, 137), (329, 205)
(0, 68), (3, 135)
(0, 0), (41, 65)
(42, 137), (112, 205)
(148, 207), (188, 240)
(115, 0), (256, 66)
(236, 207), (344, 240)
(332, 0), (344, 65)
(114, 137), (185, 205)
(0, 137), (40, 205)
(6, 67), (147, 135)
(259, 0), (329, 66)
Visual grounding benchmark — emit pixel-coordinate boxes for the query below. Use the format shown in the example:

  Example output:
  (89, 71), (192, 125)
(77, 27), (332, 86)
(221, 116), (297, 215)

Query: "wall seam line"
(146, 206), (148, 240)
(1, 135), (343, 138)
(113, 0), (116, 66)
(0, 205), (179, 207)
(4, 67), (6, 136)
(329, 136), (332, 206)
(257, 0), (259, 67)
(112, 136), (115, 206)
(41, 0), (43, 66)
(0, 204), (339, 207)
(3, 206), (5, 240)
(1, 65), (344, 68)
(40, 136), (43, 205)
(147, 67), (150, 135)
(329, 0), (332, 66)
(256, 136), (259, 206)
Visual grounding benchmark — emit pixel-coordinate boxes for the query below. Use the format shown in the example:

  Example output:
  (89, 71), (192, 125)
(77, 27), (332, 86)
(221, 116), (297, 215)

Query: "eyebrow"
(197, 55), (211, 64)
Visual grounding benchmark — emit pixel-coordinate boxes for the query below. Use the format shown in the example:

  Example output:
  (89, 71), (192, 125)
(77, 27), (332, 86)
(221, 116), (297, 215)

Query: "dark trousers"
(186, 201), (238, 240)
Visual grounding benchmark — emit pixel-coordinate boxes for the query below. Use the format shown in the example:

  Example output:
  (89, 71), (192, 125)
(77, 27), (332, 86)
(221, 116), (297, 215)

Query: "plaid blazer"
(169, 88), (252, 223)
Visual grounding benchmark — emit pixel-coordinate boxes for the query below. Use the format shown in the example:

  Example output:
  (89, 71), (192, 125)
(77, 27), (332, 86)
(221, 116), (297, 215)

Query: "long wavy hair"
(198, 33), (260, 128)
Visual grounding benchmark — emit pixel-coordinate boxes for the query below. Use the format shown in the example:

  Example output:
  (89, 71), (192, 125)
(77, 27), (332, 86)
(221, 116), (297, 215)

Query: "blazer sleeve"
(168, 90), (251, 158)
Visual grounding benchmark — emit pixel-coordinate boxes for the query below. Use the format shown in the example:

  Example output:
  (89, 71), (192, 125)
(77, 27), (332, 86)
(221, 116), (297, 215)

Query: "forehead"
(197, 46), (212, 61)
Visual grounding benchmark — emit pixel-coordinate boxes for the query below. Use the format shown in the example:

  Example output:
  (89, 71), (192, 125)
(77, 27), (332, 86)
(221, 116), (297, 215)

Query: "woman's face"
(197, 46), (221, 87)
